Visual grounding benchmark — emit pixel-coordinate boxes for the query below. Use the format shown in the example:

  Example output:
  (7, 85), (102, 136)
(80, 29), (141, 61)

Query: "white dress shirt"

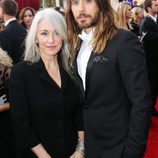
(77, 30), (93, 90)
(147, 13), (157, 23)
(5, 17), (16, 26)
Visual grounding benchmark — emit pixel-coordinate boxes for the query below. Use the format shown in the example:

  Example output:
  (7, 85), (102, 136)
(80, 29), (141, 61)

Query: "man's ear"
(147, 6), (151, 13)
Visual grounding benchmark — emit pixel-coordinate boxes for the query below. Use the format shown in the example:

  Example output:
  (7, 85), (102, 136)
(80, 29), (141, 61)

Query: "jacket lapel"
(74, 59), (85, 98)
(34, 59), (71, 91)
(34, 59), (53, 84)
(85, 51), (96, 98)
(74, 50), (97, 99)
(59, 62), (71, 91)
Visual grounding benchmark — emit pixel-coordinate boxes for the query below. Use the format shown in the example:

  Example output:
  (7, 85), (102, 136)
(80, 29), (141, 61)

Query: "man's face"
(149, 0), (158, 15)
(0, 7), (4, 19)
(71, 0), (99, 31)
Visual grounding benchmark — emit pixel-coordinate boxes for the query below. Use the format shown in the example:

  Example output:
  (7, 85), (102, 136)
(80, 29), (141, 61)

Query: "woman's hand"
(69, 151), (84, 158)
(31, 143), (52, 158)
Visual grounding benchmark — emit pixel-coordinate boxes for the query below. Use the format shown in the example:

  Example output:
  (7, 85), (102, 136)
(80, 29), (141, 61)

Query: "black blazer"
(130, 20), (140, 37)
(140, 16), (158, 68)
(76, 29), (152, 158)
(0, 20), (27, 64)
(140, 16), (158, 110)
(9, 59), (83, 158)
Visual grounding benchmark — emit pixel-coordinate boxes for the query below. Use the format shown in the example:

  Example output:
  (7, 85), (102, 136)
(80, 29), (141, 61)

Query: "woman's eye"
(41, 32), (48, 36)
(72, 0), (78, 5)
(53, 30), (59, 36)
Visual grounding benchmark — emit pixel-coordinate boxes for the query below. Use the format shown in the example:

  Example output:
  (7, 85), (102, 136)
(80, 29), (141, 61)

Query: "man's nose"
(78, 0), (85, 12)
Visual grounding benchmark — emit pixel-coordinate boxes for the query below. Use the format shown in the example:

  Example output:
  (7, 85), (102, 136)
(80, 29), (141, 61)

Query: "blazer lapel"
(34, 58), (71, 91)
(74, 59), (85, 98)
(59, 62), (71, 92)
(85, 51), (96, 96)
(34, 59), (53, 84)
(74, 49), (97, 99)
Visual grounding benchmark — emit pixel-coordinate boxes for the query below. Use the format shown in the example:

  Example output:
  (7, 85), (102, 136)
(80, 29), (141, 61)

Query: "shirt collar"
(147, 13), (157, 22)
(78, 29), (94, 43)
(5, 17), (16, 26)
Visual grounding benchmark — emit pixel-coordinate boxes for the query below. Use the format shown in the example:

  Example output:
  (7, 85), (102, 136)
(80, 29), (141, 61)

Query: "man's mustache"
(77, 13), (90, 19)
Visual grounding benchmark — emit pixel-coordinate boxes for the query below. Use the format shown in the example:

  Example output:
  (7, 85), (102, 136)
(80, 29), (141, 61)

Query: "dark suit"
(76, 29), (152, 158)
(9, 59), (83, 158)
(0, 64), (16, 158)
(0, 20), (27, 64)
(130, 20), (140, 37)
(140, 15), (158, 114)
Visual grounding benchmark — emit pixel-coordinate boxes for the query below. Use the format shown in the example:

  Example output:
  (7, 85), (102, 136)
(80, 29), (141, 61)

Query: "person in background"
(140, 0), (158, 157)
(0, 48), (16, 158)
(54, 6), (65, 16)
(115, 1), (133, 30)
(65, 0), (152, 157)
(0, 21), (5, 31)
(132, 0), (139, 7)
(0, 0), (27, 64)
(19, 7), (35, 31)
(9, 8), (84, 158)
(140, 0), (158, 113)
(130, 6), (144, 36)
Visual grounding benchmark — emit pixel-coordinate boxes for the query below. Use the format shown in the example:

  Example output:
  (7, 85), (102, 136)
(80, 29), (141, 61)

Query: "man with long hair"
(65, 0), (152, 157)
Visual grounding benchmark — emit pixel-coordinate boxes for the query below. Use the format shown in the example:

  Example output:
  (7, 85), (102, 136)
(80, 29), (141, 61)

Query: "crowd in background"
(0, 0), (158, 157)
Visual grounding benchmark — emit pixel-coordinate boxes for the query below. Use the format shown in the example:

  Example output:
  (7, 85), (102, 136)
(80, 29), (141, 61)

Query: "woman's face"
(137, 10), (144, 20)
(36, 19), (63, 59)
(125, 6), (132, 19)
(23, 10), (34, 28)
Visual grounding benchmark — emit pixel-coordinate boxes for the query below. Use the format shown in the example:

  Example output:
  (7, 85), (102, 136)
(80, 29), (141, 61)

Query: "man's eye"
(72, 0), (78, 5)
(86, 0), (92, 3)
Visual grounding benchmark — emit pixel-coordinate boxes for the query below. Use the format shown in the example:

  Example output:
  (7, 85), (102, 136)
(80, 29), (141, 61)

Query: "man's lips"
(77, 15), (87, 21)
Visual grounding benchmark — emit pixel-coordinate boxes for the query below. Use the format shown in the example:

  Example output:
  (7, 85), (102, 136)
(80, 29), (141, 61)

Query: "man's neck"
(148, 11), (157, 17)
(3, 14), (15, 23)
(84, 27), (93, 34)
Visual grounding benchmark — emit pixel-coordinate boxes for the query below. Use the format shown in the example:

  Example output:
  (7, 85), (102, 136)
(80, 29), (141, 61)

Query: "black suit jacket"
(140, 15), (158, 110)
(76, 29), (152, 158)
(140, 15), (158, 68)
(9, 59), (83, 158)
(0, 20), (27, 64)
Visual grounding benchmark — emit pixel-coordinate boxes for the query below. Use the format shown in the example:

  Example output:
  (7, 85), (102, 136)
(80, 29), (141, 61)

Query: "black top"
(130, 20), (140, 37)
(0, 65), (11, 101)
(0, 65), (16, 157)
(9, 59), (83, 158)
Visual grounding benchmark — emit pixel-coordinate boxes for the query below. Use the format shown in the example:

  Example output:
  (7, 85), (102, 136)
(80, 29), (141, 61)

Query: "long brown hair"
(65, 0), (118, 60)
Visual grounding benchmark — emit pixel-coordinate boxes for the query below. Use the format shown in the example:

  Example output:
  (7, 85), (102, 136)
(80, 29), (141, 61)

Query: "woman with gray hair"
(9, 8), (84, 158)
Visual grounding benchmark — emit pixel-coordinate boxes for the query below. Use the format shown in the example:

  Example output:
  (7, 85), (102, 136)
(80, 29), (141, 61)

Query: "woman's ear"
(35, 40), (39, 48)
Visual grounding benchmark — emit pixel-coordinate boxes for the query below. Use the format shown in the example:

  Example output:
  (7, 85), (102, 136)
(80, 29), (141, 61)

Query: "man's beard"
(76, 12), (99, 29)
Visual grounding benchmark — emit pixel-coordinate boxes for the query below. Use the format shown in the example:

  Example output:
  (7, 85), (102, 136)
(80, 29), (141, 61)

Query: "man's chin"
(78, 23), (91, 29)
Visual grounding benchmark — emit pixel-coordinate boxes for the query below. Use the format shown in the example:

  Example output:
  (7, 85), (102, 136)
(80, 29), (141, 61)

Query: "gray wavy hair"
(24, 8), (73, 75)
